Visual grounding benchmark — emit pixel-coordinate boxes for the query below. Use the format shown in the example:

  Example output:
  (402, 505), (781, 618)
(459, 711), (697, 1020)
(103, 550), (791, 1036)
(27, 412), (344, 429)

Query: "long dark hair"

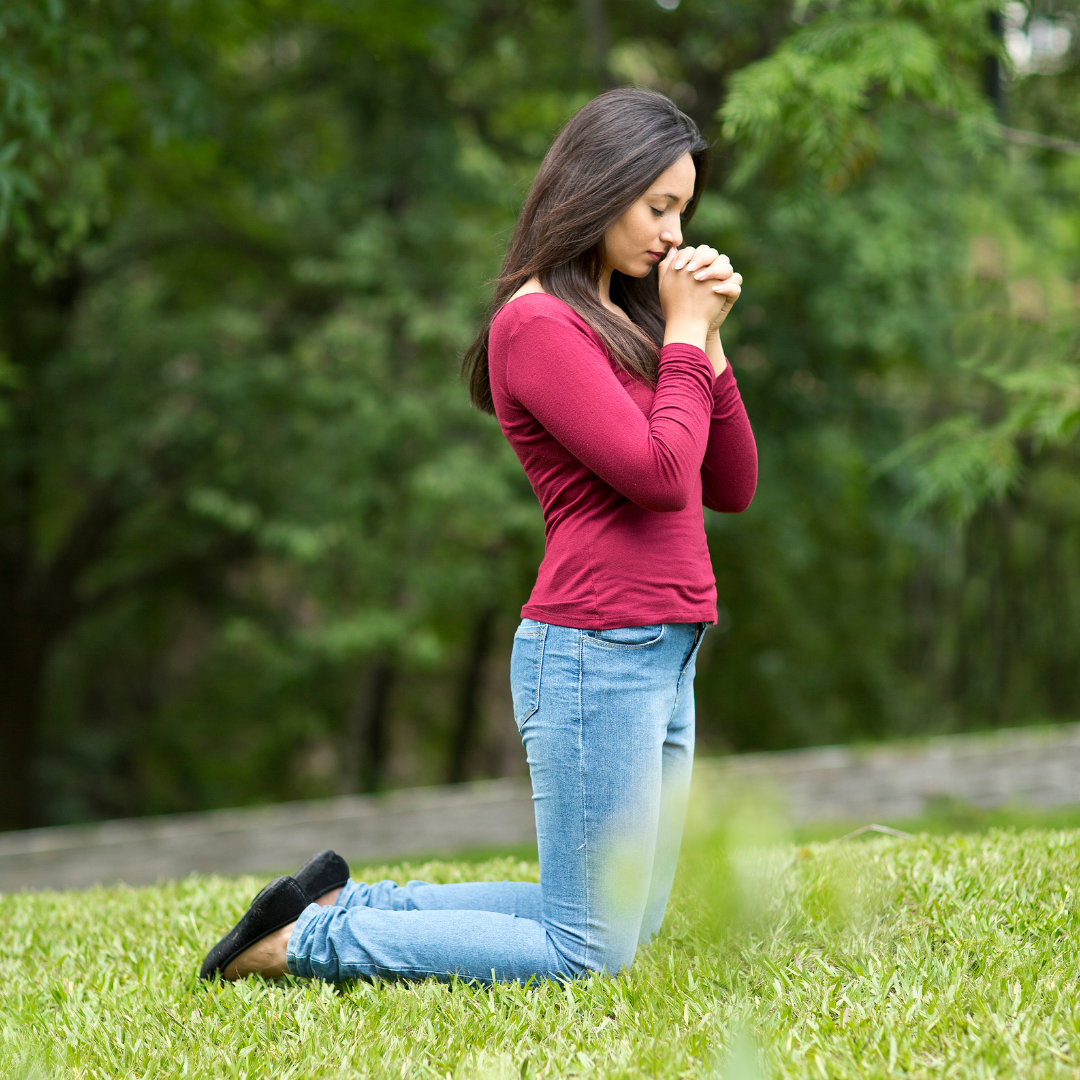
(462, 88), (709, 414)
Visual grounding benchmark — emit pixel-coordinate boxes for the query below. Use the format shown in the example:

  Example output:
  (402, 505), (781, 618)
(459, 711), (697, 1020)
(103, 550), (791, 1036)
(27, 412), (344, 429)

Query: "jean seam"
(670, 624), (705, 720)
(516, 623), (547, 730)
(576, 627), (590, 972)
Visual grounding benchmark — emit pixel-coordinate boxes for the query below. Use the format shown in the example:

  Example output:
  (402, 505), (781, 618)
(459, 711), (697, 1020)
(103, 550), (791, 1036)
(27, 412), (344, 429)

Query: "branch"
(922, 103), (1080, 157)
(996, 124), (1080, 155)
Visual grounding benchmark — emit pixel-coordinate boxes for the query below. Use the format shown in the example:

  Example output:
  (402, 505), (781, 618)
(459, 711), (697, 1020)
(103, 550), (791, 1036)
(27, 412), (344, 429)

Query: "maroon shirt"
(489, 293), (757, 629)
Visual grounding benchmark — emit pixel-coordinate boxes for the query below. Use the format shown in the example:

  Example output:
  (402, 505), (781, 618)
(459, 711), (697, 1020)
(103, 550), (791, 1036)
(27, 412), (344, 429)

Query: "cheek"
(604, 207), (657, 268)
(615, 211), (655, 255)
(630, 208), (658, 244)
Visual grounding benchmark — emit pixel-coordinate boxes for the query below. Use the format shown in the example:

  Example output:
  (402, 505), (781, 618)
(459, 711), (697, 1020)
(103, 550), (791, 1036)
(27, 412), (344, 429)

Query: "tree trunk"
(0, 619), (50, 830)
(577, 0), (613, 89)
(984, 10), (1006, 120)
(340, 658), (396, 794)
(447, 608), (496, 784)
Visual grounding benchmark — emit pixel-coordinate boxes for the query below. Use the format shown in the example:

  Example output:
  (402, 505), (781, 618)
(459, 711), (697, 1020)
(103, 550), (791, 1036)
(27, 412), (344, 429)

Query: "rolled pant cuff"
(286, 902), (322, 978)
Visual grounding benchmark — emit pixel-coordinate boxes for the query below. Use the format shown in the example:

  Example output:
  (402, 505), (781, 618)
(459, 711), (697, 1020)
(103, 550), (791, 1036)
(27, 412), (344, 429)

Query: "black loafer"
(200, 876), (311, 981)
(294, 849), (350, 900)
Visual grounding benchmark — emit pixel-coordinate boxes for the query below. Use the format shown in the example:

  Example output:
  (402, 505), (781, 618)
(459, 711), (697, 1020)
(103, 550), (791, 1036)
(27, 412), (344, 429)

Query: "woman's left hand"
(668, 245), (742, 331)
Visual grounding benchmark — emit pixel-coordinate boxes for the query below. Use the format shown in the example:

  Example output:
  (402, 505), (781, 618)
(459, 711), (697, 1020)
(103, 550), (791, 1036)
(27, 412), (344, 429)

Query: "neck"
(598, 265), (618, 315)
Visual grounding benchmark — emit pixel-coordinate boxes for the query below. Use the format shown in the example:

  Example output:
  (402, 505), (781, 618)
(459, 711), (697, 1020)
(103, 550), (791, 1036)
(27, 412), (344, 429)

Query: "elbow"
(639, 483), (693, 514)
(654, 493), (692, 513)
(705, 480), (757, 514)
(703, 451), (758, 513)
(731, 480), (757, 513)
(730, 488), (757, 514)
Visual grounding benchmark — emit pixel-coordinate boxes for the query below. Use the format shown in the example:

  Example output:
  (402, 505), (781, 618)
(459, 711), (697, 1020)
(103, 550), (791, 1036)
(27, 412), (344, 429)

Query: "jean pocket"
(510, 621), (547, 729)
(585, 624), (665, 648)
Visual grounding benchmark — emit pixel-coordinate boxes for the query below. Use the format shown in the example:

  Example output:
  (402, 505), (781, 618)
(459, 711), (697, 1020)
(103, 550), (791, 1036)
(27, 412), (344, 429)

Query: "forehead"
(647, 153), (696, 200)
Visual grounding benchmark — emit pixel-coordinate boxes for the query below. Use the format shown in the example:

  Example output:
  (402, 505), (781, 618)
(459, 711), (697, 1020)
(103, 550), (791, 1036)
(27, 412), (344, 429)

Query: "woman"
(201, 88), (756, 985)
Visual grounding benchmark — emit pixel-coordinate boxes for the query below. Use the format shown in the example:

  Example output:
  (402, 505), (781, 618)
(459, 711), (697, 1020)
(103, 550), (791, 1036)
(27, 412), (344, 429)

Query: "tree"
(704, 0), (1080, 741)
(6, 0), (1080, 830)
(0, 0), (568, 826)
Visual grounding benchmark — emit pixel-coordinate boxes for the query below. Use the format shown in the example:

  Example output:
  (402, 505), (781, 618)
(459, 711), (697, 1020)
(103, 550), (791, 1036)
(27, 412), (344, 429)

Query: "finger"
(683, 246), (713, 272)
(694, 260), (734, 282)
(711, 273), (743, 291)
(683, 245), (717, 273)
(671, 246), (696, 271)
(693, 252), (732, 279)
(712, 282), (742, 300)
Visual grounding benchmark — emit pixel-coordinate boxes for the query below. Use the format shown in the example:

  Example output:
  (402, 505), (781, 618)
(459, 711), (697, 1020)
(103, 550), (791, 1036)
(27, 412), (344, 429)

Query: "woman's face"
(602, 152), (695, 278)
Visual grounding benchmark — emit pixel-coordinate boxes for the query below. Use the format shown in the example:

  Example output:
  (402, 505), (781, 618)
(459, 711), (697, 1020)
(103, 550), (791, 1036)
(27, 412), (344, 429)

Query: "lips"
(647, 251), (665, 262)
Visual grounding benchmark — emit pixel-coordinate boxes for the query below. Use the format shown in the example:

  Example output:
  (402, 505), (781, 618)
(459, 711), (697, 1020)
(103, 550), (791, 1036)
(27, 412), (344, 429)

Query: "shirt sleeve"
(506, 313), (716, 513)
(701, 364), (757, 513)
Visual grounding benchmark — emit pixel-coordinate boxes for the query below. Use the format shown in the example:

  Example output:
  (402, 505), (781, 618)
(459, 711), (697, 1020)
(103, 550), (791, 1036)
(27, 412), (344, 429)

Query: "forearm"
(701, 365), (757, 513)
(510, 314), (716, 512)
(663, 315), (710, 353)
(704, 328), (728, 378)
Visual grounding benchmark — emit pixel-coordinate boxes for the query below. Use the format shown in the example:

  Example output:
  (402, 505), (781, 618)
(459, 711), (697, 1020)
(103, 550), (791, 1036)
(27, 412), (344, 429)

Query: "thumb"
(658, 245), (678, 286)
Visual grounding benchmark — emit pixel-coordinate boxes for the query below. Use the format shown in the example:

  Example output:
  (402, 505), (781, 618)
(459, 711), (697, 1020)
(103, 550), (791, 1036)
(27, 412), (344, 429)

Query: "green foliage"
(701, 0), (1080, 747)
(722, 0), (997, 186)
(885, 166), (1080, 516)
(8, 832), (1080, 1076)
(1, 0), (572, 822)
(3, 0), (1080, 825)
(721, 0), (1080, 522)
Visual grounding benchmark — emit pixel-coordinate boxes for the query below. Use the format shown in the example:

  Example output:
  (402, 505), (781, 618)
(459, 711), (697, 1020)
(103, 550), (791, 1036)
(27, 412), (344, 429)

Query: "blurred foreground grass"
(5, 828), (1080, 1078)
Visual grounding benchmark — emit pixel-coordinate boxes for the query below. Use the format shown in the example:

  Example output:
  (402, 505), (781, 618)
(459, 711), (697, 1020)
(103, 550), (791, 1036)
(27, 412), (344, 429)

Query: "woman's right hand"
(658, 245), (736, 349)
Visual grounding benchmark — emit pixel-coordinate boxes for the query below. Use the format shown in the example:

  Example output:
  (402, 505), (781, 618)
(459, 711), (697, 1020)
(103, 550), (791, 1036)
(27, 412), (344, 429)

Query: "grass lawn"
(4, 827), (1080, 1078)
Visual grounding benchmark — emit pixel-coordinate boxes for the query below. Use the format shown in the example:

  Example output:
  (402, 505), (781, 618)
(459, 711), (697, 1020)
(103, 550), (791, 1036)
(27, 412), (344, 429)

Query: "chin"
(619, 261), (655, 279)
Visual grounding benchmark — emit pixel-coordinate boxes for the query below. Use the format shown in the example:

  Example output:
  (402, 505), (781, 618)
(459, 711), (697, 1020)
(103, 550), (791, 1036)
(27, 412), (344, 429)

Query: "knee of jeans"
(592, 950), (636, 978)
(543, 935), (631, 980)
(637, 917), (662, 948)
(576, 939), (637, 978)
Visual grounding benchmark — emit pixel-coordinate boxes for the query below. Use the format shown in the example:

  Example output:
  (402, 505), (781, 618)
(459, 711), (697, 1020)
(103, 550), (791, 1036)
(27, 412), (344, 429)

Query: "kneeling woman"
(201, 88), (757, 985)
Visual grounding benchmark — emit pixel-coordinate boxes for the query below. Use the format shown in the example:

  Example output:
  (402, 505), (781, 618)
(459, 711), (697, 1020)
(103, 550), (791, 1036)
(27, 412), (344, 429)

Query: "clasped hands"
(658, 244), (742, 341)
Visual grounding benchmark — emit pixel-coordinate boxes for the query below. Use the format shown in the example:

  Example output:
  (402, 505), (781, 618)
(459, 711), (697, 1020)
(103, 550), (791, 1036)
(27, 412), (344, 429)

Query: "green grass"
(5, 829), (1080, 1079)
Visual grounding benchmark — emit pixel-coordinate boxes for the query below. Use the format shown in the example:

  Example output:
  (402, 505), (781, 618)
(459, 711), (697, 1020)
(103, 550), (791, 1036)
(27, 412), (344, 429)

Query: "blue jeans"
(286, 620), (707, 984)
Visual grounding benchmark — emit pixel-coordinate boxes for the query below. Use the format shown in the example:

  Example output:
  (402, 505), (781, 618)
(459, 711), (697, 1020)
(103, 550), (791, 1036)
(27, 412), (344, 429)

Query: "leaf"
(720, 0), (996, 187)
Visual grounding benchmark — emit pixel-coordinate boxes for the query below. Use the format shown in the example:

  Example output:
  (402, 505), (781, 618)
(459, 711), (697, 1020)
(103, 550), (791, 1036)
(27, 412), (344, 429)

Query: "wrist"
(704, 328), (728, 378)
(663, 316), (711, 352)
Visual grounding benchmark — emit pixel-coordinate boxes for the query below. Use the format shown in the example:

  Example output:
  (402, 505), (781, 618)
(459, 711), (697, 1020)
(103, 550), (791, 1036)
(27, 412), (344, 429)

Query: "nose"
(660, 223), (682, 249)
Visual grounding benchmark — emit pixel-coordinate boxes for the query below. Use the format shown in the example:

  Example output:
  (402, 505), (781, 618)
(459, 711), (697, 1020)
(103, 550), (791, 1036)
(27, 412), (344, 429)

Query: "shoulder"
(491, 293), (593, 341)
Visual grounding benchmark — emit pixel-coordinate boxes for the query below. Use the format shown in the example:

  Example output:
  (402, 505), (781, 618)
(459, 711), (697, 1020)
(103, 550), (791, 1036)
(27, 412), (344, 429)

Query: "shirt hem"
(520, 603), (718, 630)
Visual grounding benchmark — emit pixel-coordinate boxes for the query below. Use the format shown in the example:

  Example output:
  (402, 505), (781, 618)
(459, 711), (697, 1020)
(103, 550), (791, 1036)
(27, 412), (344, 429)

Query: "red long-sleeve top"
(489, 292), (757, 629)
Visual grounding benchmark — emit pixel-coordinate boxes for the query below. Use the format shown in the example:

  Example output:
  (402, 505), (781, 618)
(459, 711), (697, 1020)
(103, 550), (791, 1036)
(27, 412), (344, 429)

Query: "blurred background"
(1, 0), (1078, 832)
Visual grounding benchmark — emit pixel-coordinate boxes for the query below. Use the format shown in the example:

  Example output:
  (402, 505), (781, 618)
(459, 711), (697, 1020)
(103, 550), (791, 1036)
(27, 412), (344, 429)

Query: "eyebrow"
(652, 192), (687, 203)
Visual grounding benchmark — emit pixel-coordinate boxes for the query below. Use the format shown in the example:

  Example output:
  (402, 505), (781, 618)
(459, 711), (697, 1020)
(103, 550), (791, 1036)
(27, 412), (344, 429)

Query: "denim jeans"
(286, 620), (707, 984)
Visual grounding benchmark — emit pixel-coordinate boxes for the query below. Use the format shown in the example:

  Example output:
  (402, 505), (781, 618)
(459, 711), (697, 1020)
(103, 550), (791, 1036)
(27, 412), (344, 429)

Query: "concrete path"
(3, 722), (1079, 891)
